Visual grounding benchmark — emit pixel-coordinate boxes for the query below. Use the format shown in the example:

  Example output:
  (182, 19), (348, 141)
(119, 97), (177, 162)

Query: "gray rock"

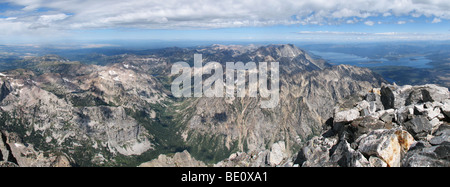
(369, 101), (377, 114)
(380, 85), (395, 109)
(380, 109), (395, 123)
(297, 136), (338, 167)
(350, 116), (391, 140)
(405, 89), (434, 106)
(334, 109), (360, 123)
(404, 116), (432, 139)
(442, 101), (450, 119)
(139, 150), (207, 167)
(369, 156), (387, 167)
(269, 141), (288, 166)
(0, 161), (19, 167)
(0, 81), (12, 102)
(360, 108), (370, 117)
(357, 129), (414, 167)
(426, 107), (441, 120)
(423, 84), (450, 104)
(214, 150), (273, 167)
(402, 142), (450, 167)
(381, 84), (449, 110)
(429, 124), (450, 145)
(365, 93), (377, 102)
(396, 105), (414, 125)
(0, 132), (9, 162)
(329, 140), (370, 167)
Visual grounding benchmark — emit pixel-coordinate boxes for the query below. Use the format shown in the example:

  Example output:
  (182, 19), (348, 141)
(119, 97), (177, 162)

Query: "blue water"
(309, 51), (433, 69)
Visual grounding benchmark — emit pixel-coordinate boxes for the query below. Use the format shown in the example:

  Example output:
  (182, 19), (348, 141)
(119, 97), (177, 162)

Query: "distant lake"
(309, 51), (433, 69)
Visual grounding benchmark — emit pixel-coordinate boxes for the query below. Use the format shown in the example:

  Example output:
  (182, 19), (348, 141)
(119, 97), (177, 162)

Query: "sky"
(0, 0), (450, 46)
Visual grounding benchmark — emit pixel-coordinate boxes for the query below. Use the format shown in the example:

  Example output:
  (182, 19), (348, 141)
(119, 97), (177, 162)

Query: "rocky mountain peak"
(255, 44), (304, 59)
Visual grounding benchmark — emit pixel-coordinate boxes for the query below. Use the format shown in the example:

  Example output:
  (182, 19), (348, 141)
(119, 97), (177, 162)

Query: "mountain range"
(0, 44), (448, 167)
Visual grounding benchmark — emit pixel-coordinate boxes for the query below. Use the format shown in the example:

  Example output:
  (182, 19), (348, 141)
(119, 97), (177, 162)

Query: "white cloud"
(297, 30), (450, 41)
(432, 18), (442, 23)
(298, 31), (369, 35)
(374, 32), (397, 35)
(5, 17), (18, 20)
(81, 44), (119, 48)
(397, 21), (406, 24)
(38, 14), (69, 23)
(364, 21), (375, 26)
(1, 0), (450, 42)
(2, 0), (450, 30)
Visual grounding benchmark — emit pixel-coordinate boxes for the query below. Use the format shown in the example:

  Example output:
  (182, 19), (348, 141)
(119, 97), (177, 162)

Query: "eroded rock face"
(74, 106), (152, 156)
(269, 141), (289, 166)
(138, 150), (206, 167)
(0, 161), (18, 167)
(0, 131), (71, 167)
(178, 45), (385, 164)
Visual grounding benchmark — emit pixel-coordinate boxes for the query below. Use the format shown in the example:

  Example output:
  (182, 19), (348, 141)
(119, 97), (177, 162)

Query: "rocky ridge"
(176, 45), (385, 163)
(296, 84), (450, 167)
(142, 83), (450, 167)
(0, 130), (71, 167)
(138, 150), (206, 167)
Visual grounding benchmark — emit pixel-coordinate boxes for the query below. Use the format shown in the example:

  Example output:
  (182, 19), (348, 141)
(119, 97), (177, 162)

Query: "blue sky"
(0, 0), (449, 46)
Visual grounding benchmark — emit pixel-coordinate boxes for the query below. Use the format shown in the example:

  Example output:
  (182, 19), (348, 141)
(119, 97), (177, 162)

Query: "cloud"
(297, 30), (450, 41)
(298, 31), (369, 35)
(38, 14), (69, 24)
(432, 17), (441, 23)
(364, 21), (375, 26)
(81, 44), (119, 48)
(397, 21), (406, 24)
(29, 13), (70, 29)
(2, 0), (450, 31)
(374, 32), (397, 35)
(298, 31), (400, 36)
(1, 0), (450, 44)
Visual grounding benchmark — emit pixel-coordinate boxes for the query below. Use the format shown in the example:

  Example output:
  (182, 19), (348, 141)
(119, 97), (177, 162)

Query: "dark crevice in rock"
(0, 145), (3, 161)
(0, 132), (18, 165)
(0, 81), (12, 103)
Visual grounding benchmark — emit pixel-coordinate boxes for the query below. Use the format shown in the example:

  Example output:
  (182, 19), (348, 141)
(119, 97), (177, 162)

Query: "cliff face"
(162, 44), (384, 163)
(0, 44), (387, 166)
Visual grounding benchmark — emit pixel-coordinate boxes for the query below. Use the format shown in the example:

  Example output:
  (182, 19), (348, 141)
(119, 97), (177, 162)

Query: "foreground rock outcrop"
(296, 84), (450, 167)
(0, 130), (71, 167)
(138, 150), (206, 167)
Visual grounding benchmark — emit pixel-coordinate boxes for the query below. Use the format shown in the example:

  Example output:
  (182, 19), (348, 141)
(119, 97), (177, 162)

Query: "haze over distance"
(1, 0), (450, 87)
